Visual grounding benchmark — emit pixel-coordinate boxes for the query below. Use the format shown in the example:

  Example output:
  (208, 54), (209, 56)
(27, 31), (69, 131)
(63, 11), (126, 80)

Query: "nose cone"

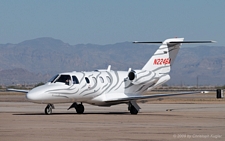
(26, 90), (40, 102)
(26, 85), (47, 102)
(26, 91), (37, 101)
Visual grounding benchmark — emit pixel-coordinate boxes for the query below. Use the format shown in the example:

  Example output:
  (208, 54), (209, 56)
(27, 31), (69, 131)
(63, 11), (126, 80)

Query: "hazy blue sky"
(1, 0), (224, 46)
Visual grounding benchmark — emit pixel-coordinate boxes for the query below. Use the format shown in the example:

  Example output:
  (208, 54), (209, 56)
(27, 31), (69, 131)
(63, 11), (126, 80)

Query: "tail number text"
(153, 58), (171, 65)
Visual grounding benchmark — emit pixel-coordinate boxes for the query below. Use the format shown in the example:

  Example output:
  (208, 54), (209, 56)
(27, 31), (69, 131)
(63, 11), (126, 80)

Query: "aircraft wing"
(105, 91), (200, 103)
(7, 88), (29, 93)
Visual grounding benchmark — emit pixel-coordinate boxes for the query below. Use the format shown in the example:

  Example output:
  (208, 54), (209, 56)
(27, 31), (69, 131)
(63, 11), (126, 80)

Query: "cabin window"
(72, 76), (79, 84)
(85, 77), (90, 84)
(106, 76), (111, 83)
(99, 76), (104, 83)
(92, 77), (97, 84)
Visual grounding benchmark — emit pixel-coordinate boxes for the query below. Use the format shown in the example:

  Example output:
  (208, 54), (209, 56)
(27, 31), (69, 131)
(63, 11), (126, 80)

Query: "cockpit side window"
(72, 76), (79, 84)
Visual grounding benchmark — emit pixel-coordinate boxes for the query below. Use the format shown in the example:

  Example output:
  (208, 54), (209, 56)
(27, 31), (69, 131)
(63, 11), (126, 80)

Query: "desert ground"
(0, 91), (224, 141)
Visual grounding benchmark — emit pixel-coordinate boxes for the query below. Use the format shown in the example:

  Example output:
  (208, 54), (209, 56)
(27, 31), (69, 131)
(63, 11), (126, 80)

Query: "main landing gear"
(44, 102), (138, 115)
(45, 104), (55, 115)
(128, 101), (140, 115)
(68, 102), (85, 114)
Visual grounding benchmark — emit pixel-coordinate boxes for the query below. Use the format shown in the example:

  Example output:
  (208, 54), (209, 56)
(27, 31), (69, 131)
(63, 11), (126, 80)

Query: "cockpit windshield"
(48, 74), (71, 84)
(48, 74), (59, 83)
(55, 75), (71, 84)
(48, 74), (79, 85)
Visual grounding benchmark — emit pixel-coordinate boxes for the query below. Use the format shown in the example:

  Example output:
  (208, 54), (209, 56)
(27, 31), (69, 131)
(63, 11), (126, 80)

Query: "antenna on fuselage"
(107, 65), (111, 72)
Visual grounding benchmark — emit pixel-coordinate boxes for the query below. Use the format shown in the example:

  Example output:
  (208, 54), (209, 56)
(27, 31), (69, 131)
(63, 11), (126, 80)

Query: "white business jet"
(8, 38), (215, 114)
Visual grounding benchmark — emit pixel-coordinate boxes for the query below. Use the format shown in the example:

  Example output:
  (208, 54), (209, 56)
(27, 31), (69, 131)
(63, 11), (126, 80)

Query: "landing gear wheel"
(76, 104), (84, 114)
(45, 104), (53, 115)
(130, 105), (138, 115)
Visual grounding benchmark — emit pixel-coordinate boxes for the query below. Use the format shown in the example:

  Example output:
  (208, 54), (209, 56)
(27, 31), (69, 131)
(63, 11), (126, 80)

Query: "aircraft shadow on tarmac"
(13, 112), (132, 115)
(13, 112), (183, 117)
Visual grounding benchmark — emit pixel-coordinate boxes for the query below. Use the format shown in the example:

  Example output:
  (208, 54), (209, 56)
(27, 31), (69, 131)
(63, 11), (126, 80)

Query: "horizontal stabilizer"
(133, 40), (216, 44)
(170, 41), (216, 43)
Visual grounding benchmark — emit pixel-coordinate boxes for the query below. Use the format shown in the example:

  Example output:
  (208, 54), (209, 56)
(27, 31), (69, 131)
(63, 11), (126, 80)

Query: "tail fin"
(142, 38), (184, 74)
(133, 38), (215, 74)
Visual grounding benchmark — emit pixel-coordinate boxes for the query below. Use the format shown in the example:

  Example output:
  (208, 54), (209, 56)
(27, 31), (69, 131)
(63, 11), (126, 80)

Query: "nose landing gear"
(45, 104), (55, 115)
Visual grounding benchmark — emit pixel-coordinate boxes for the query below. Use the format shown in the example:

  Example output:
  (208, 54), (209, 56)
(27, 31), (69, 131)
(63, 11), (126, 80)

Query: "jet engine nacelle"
(128, 70), (156, 85)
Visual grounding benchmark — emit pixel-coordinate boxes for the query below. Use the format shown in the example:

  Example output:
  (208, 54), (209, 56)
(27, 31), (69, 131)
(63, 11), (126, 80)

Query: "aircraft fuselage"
(26, 69), (162, 106)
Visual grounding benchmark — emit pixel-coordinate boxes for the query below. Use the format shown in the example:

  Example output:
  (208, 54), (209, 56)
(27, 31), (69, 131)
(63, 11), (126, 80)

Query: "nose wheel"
(45, 104), (54, 115)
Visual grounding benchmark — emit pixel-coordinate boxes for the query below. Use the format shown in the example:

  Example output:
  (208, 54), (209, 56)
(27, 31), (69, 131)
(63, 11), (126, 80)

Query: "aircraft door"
(84, 77), (97, 89)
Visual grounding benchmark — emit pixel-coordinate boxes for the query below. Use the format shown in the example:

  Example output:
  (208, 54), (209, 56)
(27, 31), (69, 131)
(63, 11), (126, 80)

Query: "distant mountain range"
(0, 37), (224, 86)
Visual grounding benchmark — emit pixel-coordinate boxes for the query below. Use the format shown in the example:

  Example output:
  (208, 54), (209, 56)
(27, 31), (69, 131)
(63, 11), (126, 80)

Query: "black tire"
(45, 105), (52, 115)
(130, 105), (138, 115)
(76, 104), (84, 114)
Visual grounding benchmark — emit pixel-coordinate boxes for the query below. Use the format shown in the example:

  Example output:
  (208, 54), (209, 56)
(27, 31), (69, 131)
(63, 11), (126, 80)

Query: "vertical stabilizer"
(142, 38), (184, 74)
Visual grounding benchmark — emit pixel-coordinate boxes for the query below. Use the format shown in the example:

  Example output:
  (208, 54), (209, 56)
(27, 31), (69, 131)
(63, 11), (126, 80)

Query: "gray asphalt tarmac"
(0, 94), (225, 141)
